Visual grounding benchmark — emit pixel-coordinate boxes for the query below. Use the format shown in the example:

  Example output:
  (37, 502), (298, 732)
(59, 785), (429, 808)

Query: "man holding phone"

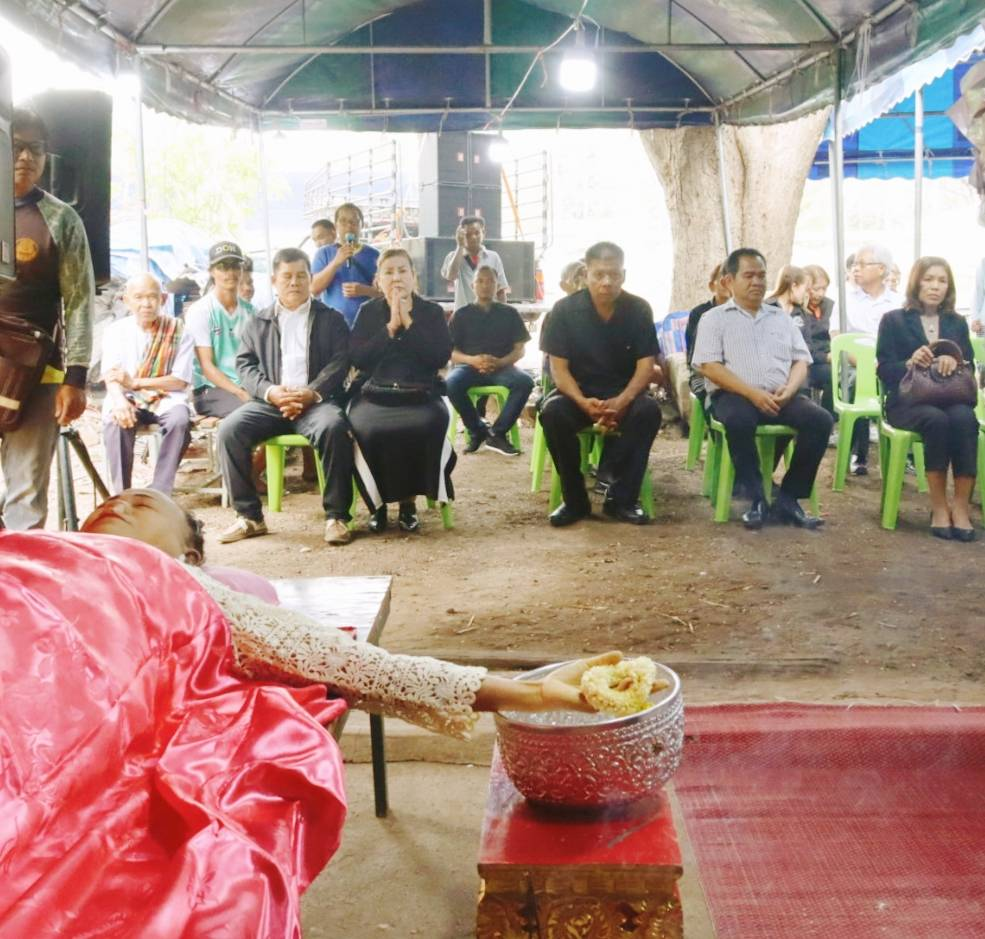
(441, 216), (509, 311)
(310, 203), (380, 328)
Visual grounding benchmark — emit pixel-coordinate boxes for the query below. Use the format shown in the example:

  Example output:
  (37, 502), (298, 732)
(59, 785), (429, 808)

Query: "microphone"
(345, 232), (356, 271)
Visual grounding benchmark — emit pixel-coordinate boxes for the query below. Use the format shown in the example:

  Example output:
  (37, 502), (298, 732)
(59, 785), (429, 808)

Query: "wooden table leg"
(370, 713), (388, 818)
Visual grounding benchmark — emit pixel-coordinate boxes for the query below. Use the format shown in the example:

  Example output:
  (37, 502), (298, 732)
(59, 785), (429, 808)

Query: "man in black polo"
(539, 241), (661, 527)
(692, 247), (832, 530)
(446, 265), (533, 456)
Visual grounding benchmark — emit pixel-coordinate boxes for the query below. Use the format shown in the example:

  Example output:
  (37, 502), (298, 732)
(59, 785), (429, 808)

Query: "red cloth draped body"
(0, 532), (347, 938)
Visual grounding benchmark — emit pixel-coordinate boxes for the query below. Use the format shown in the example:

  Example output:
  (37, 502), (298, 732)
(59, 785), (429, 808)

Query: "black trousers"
(711, 392), (833, 501)
(540, 392), (661, 511)
(807, 361), (834, 416)
(218, 400), (354, 521)
(886, 400), (978, 477)
(193, 385), (245, 419)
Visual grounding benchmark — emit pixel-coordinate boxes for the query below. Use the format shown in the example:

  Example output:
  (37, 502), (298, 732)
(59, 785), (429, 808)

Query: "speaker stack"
(0, 46), (13, 282)
(27, 90), (112, 285)
(419, 131), (503, 238)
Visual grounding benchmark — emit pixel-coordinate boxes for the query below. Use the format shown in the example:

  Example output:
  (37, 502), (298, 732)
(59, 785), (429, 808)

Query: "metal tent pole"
(256, 118), (273, 279)
(913, 87), (924, 261)
(135, 59), (149, 269)
(832, 50), (848, 337)
(714, 112), (734, 254)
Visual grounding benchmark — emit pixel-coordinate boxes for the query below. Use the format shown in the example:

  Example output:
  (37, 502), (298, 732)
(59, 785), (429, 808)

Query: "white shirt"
(845, 284), (902, 335)
(277, 298), (310, 387)
(101, 314), (194, 418)
(691, 299), (812, 394)
(440, 245), (510, 310)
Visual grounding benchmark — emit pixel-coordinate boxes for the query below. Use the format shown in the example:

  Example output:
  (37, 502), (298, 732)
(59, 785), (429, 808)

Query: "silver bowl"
(494, 660), (683, 808)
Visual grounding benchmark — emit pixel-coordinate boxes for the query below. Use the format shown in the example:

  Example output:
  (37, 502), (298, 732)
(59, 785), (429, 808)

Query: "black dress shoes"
(950, 526), (976, 543)
(398, 502), (420, 532)
(549, 502), (591, 527)
(741, 498), (769, 530)
(368, 506), (388, 533)
(771, 493), (823, 530)
(602, 499), (650, 525)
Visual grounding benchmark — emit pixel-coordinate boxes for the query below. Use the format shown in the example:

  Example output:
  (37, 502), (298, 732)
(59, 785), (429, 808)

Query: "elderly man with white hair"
(842, 243), (903, 475)
(101, 273), (195, 495)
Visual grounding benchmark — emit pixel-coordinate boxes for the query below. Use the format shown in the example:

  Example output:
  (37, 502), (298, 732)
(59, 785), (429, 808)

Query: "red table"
(477, 748), (683, 938)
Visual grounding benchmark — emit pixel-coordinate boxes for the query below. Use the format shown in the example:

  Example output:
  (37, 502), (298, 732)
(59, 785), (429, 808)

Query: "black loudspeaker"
(0, 47), (13, 282)
(27, 90), (112, 285)
(419, 132), (471, 186)
(419, 182), (502, 239)
(403, 236), (536, 302)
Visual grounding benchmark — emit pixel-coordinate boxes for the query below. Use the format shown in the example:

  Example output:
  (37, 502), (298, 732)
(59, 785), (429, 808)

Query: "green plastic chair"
(264, 434), (325, 512)
(971, 335), (985, 366)
(830, 333), (881, 491)
(877, 419), (928, 530)
(448, 384), (522, 451)
(529, 414), (550, 491)
(546, 427), (654, 517)
(706, 416), (820, 522)
(685, 392), (707, 471)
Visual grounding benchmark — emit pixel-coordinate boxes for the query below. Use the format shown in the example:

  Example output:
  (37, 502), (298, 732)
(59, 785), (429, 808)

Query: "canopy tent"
(810, 26), (985, 180)
(4, 0), (985, 132)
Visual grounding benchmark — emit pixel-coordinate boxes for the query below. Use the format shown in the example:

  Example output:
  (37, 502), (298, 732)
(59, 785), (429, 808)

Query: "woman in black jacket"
(876, 257), (977, 541)
(348, 248), (456, 533)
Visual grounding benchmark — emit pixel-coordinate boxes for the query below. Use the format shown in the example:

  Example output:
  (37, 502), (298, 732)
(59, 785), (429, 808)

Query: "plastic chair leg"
(758, 438), (776, 502)
(702, 430), (719, 499)
(265, 444), (286, 512)
(448, 408), (460, 444)
(548, 457), (564, 512)
(347, 482), (360, 531)
(530, 418), (548, 491)
(913, 441), (928, 493)
(713, 439), (735, 523)
(880, 436), (908, 530)
(686, 401), (706, 470)
(832, 413), (856, 491)
(640, 469), (654, 517)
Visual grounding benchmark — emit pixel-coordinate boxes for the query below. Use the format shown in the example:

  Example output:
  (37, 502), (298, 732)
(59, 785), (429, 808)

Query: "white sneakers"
(218, 516), (352, 546)
(217, 516), (269, 544)
(324, 518), (352, 545)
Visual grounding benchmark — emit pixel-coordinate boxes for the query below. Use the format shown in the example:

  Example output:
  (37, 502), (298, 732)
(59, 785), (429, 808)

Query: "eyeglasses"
(852, 261), (882, 269)
(12, 139), (45, 158)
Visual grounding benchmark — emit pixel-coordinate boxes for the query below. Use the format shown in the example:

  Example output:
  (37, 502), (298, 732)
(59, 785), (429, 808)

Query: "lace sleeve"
(185, 566), (488, 739)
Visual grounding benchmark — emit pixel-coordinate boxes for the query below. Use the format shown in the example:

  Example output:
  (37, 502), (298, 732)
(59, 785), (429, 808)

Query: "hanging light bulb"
(559, 19), (597, 93)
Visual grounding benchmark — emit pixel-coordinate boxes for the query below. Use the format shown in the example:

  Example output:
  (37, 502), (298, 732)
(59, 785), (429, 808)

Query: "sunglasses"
(13, 139), (46, 158)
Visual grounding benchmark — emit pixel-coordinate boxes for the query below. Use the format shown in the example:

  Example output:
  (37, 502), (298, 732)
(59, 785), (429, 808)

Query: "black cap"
(208, 241), (246, 266)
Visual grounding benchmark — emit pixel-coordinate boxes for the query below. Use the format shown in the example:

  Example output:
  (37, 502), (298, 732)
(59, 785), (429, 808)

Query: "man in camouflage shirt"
(0, 108), (94, 529)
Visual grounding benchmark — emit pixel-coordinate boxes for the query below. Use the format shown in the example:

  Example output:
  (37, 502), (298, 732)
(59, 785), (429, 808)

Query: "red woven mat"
(674, 704), (985, 939)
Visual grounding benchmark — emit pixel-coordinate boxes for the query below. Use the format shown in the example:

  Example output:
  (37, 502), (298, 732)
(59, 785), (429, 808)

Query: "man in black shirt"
(446, 266), (533, 456)
(539, 242), (661, 526)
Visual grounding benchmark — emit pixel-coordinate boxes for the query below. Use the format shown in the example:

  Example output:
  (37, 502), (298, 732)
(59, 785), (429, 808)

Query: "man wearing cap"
(0, 108), (95, 529)
(185, 241), (255, 419)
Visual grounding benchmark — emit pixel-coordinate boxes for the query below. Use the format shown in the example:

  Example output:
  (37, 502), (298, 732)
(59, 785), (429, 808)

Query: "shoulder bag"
(0, 314), (57, 432)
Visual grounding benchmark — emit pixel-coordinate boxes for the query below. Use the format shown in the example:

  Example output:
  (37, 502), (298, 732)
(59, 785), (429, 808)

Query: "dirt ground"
(56, 403), (984, 706)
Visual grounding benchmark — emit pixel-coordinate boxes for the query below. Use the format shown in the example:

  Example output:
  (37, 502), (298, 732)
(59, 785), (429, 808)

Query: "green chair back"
(830, 332), (878, 410)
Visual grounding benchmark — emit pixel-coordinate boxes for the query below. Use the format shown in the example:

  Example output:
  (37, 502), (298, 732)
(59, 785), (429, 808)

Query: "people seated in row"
(441, 215), (509, 309)
(802, 264), (834, 416)
(186, 241), (256, 419)
(101, 273), (195, 496)
(685, 261), (731, 409)
(217, 248), (354, 546)
(692, 248), (833, 531)
(311, 202), (381, 328)
(446, 265), (533, 457)
(876, 257), (977, 542)
(540, 241), (662, 527)
(349, 248), (456, 533)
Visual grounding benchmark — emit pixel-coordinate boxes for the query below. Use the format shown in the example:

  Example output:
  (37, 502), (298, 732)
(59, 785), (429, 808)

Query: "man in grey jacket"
(217, 247), (354, 546)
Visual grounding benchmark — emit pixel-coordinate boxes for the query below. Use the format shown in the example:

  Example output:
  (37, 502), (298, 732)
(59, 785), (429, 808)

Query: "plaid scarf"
(134, 315), (183, 408)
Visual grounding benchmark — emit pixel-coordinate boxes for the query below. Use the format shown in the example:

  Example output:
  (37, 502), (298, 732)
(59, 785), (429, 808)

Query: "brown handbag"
(898, 338), (977, 409)
(0, 314), (56, 432)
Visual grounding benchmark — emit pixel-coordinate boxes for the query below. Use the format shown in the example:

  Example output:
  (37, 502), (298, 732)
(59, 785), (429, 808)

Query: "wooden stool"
(476, 749), (683, 938)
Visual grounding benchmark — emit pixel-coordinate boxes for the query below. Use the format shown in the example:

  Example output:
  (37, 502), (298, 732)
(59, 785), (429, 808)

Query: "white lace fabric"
(185, 566), (487, 739)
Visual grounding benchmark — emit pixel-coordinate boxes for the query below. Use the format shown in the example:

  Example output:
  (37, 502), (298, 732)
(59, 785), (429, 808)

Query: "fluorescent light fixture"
(559, 19), (597, 93)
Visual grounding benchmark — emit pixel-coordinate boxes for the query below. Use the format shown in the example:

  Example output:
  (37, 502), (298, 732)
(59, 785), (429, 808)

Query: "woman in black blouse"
(348, 248), (456, 533)
(876, 257), (977, 541)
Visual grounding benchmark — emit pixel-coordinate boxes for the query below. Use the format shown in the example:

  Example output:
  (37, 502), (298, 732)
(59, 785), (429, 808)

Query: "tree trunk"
(639, 110), (830, 311)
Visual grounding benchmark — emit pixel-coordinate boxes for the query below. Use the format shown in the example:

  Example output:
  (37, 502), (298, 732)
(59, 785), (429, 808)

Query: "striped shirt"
(691, 299), (811, 394)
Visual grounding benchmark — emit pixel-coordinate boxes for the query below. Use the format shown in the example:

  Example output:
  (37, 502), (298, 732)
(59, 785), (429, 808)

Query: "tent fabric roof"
(5, 0), (985, 130)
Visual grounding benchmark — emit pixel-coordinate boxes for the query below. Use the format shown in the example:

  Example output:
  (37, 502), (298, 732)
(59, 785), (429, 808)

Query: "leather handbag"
(898, 338), (977, 409)
(0, 314), (57, 432)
